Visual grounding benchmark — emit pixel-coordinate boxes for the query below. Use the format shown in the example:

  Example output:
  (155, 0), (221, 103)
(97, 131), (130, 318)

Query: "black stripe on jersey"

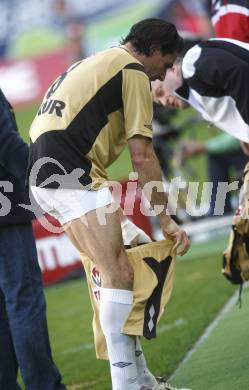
(27, 71), (123, 188)
(66, 69), (123, 151)
(28, 133), (93, 188)
(187, 40), (249, 98)
(124, 63), (145, 72)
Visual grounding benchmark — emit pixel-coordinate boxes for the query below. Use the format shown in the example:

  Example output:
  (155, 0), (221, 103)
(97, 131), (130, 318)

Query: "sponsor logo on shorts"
(91, 266), (101, 287)
(92, 287), (101, 302)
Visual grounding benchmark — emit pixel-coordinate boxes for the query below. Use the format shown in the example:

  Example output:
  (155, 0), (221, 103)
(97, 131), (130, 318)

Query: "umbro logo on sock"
(135, 350), (143, 357)
(112, 362), (133, 368)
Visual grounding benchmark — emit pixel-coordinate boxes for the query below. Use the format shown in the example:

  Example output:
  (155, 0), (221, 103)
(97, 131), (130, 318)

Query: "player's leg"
(66, 208), (133, 289)
(135, 337), (157, 388)
(65, 207), (140, 390)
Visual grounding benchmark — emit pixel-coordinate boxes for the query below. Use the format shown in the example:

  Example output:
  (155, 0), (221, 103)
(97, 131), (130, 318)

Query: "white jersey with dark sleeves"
(176, 38), (249, 142)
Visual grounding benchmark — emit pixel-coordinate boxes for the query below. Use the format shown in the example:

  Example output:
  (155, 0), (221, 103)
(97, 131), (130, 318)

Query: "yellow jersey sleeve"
(122, 67), (153, 140)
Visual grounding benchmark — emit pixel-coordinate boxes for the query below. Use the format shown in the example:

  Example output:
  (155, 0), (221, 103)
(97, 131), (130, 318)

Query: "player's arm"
(122, 65), (189, 255)
(127, 135), (189, 255)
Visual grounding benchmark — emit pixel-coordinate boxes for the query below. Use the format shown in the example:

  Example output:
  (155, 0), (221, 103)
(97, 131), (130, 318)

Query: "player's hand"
(160, 217), (190, 256)
(121, 217), (152, 247)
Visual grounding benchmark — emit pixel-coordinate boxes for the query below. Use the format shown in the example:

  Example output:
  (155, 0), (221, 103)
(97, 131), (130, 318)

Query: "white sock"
(135, 337), (157, 388)
(99, 288), (140, 390)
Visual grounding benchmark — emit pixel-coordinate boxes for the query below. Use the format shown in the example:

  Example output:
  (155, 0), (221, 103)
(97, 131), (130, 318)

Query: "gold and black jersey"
(27, 46), (153, 189)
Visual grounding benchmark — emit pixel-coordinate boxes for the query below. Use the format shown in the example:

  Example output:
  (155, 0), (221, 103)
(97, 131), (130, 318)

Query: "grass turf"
(172, 286), (249, 390)
(24, 237), (235, 390)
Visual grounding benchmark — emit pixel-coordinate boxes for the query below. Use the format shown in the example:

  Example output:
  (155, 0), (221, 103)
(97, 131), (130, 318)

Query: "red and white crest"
(91, 265), (101, 287)
(92, 287), (101, 302)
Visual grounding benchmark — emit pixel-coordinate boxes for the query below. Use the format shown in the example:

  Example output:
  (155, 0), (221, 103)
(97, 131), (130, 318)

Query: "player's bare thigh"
(64, 207), (134, 290)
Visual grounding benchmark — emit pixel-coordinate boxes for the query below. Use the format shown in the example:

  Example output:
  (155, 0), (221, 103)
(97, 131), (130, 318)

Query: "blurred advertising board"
(0, 0), (165, 105)
(0, 50), (68, 107)
(0, 0), (165, 59)
(0, 0), (210, 106)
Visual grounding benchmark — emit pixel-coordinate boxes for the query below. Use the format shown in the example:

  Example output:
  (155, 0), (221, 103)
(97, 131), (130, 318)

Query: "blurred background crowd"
(0, 0), (212, 61)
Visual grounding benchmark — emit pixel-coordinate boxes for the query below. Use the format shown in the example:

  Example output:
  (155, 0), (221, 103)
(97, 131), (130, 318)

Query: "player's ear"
(173, 57), (182, 75)
(173, 62), (180, 76)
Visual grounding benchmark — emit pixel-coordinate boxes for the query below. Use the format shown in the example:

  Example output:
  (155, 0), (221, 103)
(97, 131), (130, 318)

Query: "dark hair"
(121, 18), (184, 56)
(181, 38), (202, 56)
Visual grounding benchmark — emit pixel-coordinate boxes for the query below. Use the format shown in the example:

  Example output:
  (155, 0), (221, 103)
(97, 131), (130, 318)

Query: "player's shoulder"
(182, 44), (202, 79)
(104, 46), (146, 73)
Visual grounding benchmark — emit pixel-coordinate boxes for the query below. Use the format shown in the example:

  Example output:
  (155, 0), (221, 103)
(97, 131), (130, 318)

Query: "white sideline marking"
(170, 283), (249, 380)
(157, 318), (187, 334)
(62, 319), (188, 354)
(63, 343), (94, 354)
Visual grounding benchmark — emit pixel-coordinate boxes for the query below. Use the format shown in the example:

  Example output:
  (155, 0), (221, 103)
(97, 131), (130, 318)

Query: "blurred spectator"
(0, 89), (66, 390)
(211, 0), (249, 42)
(66, 22), (86, 63)
(159, 0), (213, 39)
(178, 133), (248, 215)
(52, 0), (86, 64)
(152, 102), (179, 179)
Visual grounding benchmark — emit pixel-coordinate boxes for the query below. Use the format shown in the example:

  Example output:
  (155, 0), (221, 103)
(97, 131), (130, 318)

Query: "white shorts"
(31, 186), (114, 225)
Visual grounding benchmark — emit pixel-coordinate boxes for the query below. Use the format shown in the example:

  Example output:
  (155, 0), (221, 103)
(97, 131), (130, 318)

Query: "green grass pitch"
(172, 286), (249, 390)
